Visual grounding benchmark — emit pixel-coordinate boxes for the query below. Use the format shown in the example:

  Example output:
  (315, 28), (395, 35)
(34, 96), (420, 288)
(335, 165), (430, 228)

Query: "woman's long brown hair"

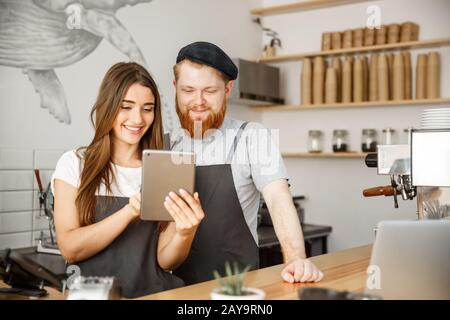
(75, 62), (164, 226)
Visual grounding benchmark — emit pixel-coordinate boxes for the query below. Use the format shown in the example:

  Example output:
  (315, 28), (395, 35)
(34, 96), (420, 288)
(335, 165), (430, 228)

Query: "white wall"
(259, 0), (450, 251)
(0, 0), (262, 248)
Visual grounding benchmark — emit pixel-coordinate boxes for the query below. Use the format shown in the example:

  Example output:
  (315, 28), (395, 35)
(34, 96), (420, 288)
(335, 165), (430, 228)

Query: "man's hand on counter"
(281, 258), (324, 283)
(262, 180), (324, 283)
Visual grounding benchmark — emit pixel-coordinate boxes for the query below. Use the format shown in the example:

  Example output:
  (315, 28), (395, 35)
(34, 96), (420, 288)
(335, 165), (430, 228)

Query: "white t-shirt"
(51, 150), (141, 198)
(169, 117), (289, 243)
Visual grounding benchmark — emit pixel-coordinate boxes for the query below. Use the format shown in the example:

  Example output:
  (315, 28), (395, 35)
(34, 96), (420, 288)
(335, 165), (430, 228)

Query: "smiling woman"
(50, 62), (205, 298)
(111, 83), (156, 165)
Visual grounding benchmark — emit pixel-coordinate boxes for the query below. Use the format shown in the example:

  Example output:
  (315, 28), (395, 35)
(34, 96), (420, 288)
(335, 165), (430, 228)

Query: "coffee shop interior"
(0, 0), (449, 300)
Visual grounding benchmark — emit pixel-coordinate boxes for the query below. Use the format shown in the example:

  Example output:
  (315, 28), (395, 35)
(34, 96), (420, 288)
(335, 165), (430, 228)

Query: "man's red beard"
(176, 96), (227, 138)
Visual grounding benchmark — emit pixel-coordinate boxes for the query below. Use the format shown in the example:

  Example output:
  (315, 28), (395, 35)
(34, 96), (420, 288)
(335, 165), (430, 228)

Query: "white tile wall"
(34, 150), (63, 170)
(0, 191), (34, 213)
(0, 170), (34, 191)
(0, 148), (65, 249)
(0, 232), (33, 250)
(0, 211), (33, 233)
(0, 149), (34, 170)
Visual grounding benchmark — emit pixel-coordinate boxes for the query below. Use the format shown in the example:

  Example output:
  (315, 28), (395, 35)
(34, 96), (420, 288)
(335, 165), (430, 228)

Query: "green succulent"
(213, 261), (251, 296)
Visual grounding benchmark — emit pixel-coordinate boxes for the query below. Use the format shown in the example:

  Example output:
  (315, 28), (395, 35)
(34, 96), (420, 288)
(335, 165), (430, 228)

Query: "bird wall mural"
(0, 0), (176, 130)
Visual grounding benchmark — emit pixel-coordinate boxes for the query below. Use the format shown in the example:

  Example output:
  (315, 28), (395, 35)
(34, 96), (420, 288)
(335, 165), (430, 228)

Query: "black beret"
(176, 41), (238, 80)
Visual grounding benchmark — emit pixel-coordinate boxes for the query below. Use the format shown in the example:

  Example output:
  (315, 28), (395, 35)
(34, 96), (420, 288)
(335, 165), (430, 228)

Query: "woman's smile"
(123, 124), (145, 135)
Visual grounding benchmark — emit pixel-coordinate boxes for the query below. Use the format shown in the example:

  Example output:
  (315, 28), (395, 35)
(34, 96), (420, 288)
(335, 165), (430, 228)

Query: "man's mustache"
(187, 105), (212, 112)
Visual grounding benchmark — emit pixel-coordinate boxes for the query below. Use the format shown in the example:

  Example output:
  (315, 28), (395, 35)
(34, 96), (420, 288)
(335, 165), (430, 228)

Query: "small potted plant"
(253, 17), (282, 58)
(211, 261), (265, 300)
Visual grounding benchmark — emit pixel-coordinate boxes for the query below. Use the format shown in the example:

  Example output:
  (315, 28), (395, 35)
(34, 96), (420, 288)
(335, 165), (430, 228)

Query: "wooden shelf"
(251, 0), (373, 16)
(282, 152), (368, 158)
(251, 98), (450, 111)
(255, 38), (450, 63)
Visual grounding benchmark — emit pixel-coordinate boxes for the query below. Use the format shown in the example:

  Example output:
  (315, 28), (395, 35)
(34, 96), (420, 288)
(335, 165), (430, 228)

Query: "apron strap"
(169, 135), (183, 151)
(226, 122), (249, 164)
(163, 133), (171, 150)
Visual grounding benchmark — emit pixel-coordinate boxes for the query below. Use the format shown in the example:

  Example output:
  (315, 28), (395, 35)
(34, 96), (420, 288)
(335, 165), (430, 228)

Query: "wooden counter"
(140, 244), (372, 300)
(0, 244), (372, 300)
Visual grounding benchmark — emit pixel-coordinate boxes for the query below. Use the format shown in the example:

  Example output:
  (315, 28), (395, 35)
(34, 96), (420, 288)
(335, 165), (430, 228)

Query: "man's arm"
(262, 179), (306, 262)
(262, 179), (324, 283)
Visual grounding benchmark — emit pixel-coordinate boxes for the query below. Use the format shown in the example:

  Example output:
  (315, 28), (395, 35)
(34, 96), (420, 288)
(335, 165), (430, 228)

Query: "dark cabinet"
(258, 224), (332, 268)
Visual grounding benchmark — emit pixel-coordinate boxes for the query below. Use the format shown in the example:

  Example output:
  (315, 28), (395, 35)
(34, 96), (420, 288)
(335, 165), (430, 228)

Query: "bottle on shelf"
(308, 130), (324, 153)
(381, 128), (397, 145)
(402, 127), (414, 145)
(333, 130), (349, 152)
(361, 129), (378, 152)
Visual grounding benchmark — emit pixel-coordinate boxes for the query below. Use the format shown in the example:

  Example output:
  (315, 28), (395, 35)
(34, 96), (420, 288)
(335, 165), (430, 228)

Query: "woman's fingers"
(130, 193), (140, 211)
(169, 191), (204, 224)
(169, 191), (194, 217)
(165, 190), (206, 235)
(164, 198), (182, 223)
(165, 196), (192, 227)
(127, 193), (141, 219)
(179, 189), (205, 220)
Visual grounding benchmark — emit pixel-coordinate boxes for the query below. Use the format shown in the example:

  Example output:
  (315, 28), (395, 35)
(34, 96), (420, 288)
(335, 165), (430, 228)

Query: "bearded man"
(168, 41), (323, 285)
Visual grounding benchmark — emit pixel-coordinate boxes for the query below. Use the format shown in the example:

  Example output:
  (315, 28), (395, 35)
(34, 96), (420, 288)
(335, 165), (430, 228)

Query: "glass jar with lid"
(307, 130), (324, 153)
(332, 129), (349, 152)
(361, 129), (378, 152)
(402, 127), (414, 145)
(381, 128), (397, 145)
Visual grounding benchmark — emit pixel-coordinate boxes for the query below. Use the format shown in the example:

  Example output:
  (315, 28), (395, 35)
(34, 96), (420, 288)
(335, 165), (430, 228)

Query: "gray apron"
(171, 122), (260, 285)
(72, 195), (184, 298)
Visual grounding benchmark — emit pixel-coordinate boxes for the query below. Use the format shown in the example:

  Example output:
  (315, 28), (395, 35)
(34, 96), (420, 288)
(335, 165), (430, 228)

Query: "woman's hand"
(126, 192), (141, 220)
(164, 189), (205, 237)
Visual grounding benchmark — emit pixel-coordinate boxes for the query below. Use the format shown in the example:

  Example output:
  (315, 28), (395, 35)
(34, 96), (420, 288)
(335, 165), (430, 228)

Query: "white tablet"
(140, 150), (196, 221)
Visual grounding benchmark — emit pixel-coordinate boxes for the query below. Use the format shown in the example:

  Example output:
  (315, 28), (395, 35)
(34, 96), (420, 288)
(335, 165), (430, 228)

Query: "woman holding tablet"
(51, 62), (204, 298)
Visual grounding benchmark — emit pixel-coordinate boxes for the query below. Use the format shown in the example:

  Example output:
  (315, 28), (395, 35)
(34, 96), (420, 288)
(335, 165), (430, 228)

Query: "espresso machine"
(363, 129), (450, 220)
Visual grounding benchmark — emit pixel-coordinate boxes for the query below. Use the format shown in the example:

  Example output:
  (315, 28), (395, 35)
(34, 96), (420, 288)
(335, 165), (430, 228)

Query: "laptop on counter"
(365, 219), (450, 300)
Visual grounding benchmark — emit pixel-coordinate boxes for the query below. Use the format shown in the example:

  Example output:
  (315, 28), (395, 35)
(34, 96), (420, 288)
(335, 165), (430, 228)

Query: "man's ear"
(173, 79), (177, 87)
(225, 80), (234, 98)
